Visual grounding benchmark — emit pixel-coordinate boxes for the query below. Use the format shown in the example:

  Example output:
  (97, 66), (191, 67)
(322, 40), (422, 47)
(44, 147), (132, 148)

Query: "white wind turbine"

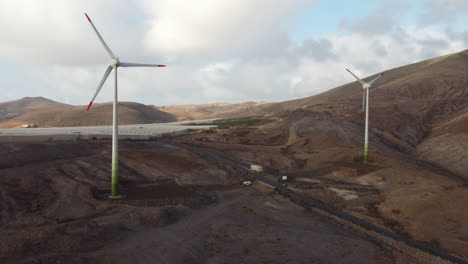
(84, 13), (166, 198)
(346, 68), (383, 163)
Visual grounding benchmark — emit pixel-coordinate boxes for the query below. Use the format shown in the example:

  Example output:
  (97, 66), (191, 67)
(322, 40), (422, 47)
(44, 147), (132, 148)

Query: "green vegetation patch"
(192, 118), (262, 126)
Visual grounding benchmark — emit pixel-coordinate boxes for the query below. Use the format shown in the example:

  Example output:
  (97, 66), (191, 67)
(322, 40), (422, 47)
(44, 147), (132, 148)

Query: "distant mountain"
(0, 99), (177, 128)
(157, 101), (269, 120)
(0, 97), (67, 122)
(233, 50), (468, 150)
(284, 51), (468, 177)
(277, 50), (468, 177)
(171, 50), (468, 179)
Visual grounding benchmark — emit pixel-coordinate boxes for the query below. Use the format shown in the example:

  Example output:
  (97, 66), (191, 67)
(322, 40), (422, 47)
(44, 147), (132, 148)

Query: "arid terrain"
(1, 50), (468, 263)
(158, 101), (268, 121)
(0, 97), (177, 128)
(0, 97), (267, 128)
(0, 140), (416, 264)
(174, 50), (468, 259)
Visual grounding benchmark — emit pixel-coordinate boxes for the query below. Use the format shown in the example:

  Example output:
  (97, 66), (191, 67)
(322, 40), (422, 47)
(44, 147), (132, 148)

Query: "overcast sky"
(1, 0), (467, 106)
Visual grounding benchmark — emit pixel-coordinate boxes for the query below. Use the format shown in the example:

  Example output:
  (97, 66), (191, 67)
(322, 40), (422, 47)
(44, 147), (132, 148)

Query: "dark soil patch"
(329, 161), (384, 176)
(93, 181), (203, 201)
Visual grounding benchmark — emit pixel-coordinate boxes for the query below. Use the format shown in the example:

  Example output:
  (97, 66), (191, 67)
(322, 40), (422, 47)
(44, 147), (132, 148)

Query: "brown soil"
(93, 181), (203, 201)
(177, 80), (468, 258)
(0, 140), (415, 264)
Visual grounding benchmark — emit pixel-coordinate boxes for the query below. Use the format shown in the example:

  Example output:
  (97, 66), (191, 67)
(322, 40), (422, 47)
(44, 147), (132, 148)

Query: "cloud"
(339, 0), (409, 35)
(420, 0), (468, 25)
(142, 0), (315, 60)
(0, 0), (467, 107)
(0, 0), (155, 65)
(287, 23), (466, 99)
(293, 39), (337, 61)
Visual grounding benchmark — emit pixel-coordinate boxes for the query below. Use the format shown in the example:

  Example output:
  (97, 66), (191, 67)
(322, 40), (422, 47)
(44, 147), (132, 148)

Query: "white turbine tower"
(346, 69), (383, 163)
(84, 13), (166, 198)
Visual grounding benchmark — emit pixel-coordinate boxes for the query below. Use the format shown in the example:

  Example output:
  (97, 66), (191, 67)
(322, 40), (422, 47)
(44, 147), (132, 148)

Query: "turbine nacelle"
(346, 68), (383, 90)
(110, 58), (120, 68)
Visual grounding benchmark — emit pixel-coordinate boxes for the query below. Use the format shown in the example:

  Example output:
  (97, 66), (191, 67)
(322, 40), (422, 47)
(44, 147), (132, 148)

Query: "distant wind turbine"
(84, 13), (166, 198)
(346, 69), (383, 163)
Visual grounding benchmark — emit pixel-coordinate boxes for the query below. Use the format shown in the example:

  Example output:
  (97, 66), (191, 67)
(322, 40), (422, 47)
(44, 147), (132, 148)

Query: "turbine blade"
(346, 68), (366, 86)
(87, 66), (113, 110)
(119, 62), (166, 68)
(84, 13), (116, 59)
(368, 73), (384, 86)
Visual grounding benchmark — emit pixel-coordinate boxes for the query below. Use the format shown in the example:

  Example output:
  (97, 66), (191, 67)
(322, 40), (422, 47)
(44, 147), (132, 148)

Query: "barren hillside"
(177, 49), (468, 259)
(158, 101), (269, 120)
(0, 100), (177, 128)
(222, 50), (468, 176)
(0, 97), (67, 122)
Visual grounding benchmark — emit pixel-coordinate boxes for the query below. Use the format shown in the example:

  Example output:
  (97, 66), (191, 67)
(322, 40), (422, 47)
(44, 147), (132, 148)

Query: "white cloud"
(197, 62), (238, 99)
(420, 0), (468, 25)
(289, 26), (465, 97)
(143, 0), (315, 59)
(0, 0), (153, 65)
(340, 0), (409, 35)
(0, 0), (467, 106)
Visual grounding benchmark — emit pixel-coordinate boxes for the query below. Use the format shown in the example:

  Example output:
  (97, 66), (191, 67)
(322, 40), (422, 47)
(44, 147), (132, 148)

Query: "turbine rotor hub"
(110, 58), (120, 68)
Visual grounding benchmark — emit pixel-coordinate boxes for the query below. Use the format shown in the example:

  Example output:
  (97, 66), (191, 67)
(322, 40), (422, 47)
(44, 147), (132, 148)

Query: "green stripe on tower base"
(111, 158), (119, 197)
(363, 141), (369, 163)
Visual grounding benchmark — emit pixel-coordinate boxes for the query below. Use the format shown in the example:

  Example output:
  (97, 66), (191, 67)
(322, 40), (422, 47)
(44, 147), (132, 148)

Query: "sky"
(1, 0), (468, 106)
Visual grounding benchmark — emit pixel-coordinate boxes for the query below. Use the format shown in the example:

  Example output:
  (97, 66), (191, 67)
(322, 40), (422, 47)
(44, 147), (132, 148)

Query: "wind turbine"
(346, 69), (383, 163)
(84, 13), (166, 198)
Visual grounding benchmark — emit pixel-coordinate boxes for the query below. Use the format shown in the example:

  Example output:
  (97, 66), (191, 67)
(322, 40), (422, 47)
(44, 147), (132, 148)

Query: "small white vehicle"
(243, 180), (252, 186)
